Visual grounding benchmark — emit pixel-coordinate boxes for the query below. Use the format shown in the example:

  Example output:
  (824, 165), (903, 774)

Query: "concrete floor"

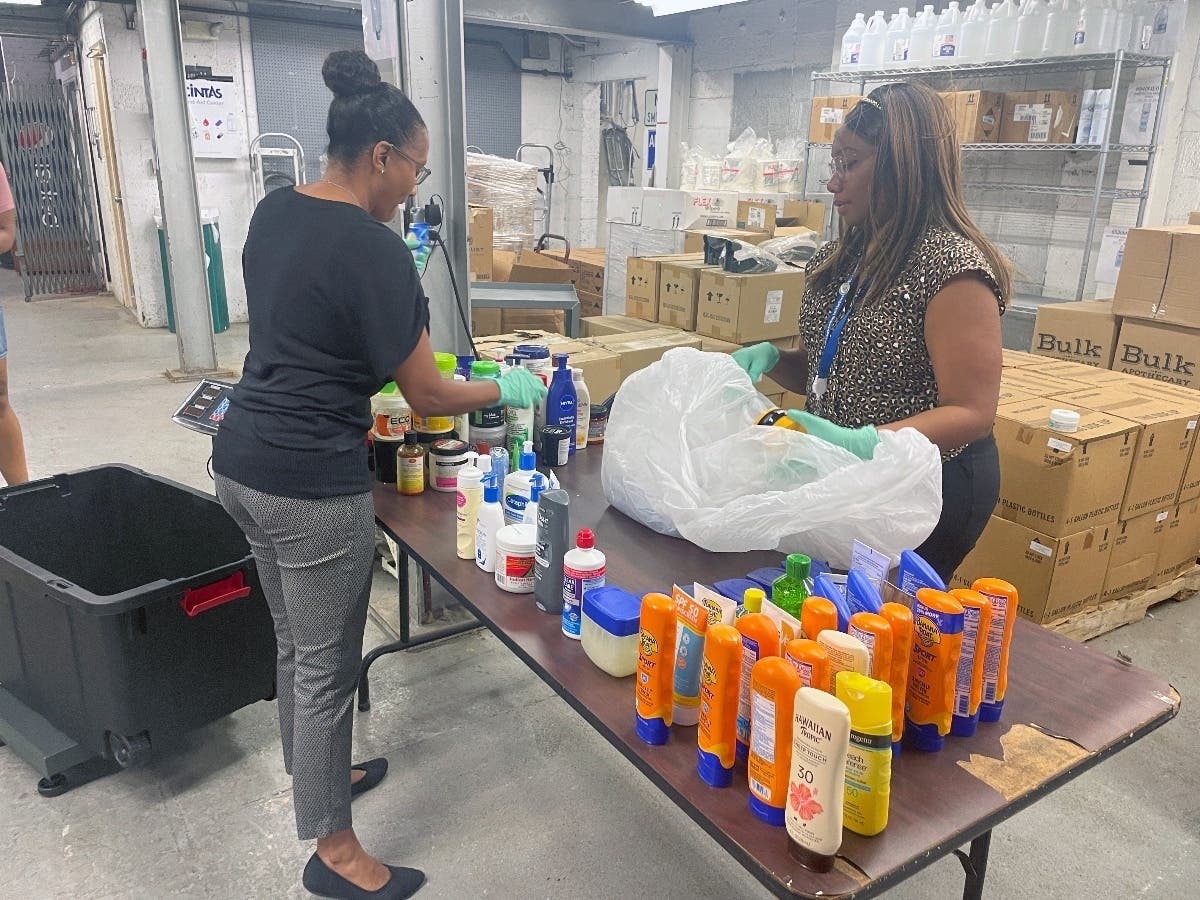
(1, 280), (1197, 899)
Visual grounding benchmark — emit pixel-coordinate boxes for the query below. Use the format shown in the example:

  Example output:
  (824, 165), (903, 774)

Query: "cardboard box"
(1190, 211), (1200, 225)
(999, 369), (1093, 397)
(468, 206), (494, 281)
(994, 397), (1138, 537)
(696, 270), (806, 344)
(1031, 356), (1117, 384)
(1112, 226), (1200, 328)
(999, 90), (1081, 144)
(498, 309), (566, 334)
(1152, 498), (1200, 585)
(1102, 509), (1169, 601)
(682, 228), (774, 254)
(1119, 377), (1200, 502)
(658, 258), (717, 331)
(951, 516), (1114, 624)
(581, 315), (663, 338)
(1002, 349), (1043, 368)
(640, 189), (740, 231)
(1031, 301), (1121, 368)
(945, 90), (1005, 143)
(564, 343), (623, 403)
(606, 186), (644, 225)
(586, 329), (703, 383)
(997, 385), (1038, 406)
(1111, 318), (1200, 391)
(1058, 387), (1196, 518)
(491, 249), (573, 285)
(541, 247), (606, 297)
(781, 391), (807, 410)
(626, 254), (704, 322)
(694, 335), (787, 397)
(809, 95), (863, 144)
(471, 307), (503, 336)
(734, 198), (828, 235)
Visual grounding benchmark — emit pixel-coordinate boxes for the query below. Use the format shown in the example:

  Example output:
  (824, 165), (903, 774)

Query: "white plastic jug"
(860, 10), (890, 68)
(1042, 0), (1075, 54)
(985, 0), (1021, 59)
(1072, 0), (1116, 51)
(840, 12), (868, 69)
(1014, 0), (1050, 56)
(958, 0), (991, 61)
(909, 5), (939, 65)
(1113, 0), (1134, 49)
(933, 1), (964, 63)
(887, 7), (914, 67)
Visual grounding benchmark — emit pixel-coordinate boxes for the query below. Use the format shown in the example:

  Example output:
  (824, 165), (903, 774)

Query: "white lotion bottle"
(786, 687), (852, 873)
(475, 475), (506, 573)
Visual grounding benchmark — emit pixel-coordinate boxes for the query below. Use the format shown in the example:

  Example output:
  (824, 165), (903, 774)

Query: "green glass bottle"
(772, 554), (812, 618)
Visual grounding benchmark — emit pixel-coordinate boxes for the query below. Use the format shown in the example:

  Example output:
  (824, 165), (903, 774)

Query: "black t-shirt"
(213, 188), (429, 498)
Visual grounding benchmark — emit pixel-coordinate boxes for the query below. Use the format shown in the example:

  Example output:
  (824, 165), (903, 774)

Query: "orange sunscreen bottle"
(747, 657), (803, 826)
(905, 588), (964, 752)
(949, 589), (994, 737)
(848, 612), (893, 683)
(697, 624), (743, 787)
(880, 602), (914, 752)
(735, 613), (781, 763)
(785, 639), (831, 692)
(635, 592), (677, 745)
(971, 578), (1019, 723)
(801, 596), (839, 641)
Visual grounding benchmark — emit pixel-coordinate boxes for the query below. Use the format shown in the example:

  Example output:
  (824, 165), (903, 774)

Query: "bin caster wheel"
(38, 774), (69, 798)
(107, 731), (152, 769)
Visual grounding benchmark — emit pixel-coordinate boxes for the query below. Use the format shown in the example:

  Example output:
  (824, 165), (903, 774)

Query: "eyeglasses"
(388, 143), (431, 185)
(819, 155), (868, 186)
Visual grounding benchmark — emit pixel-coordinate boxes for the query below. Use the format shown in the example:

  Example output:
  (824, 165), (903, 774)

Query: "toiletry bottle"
(521, 473), (546, 525)
(533, 488), (570, 614)
(896, 548), (946, 596)
(785, 638), (831, 691)
(848, 612), (894, 682)
(503, 440), (538, 525)
(562, 529), (605, 640)
(905, 588), (965, 752)
(801, 596), (839, 641)
(672, 586), (712, 727)
(846, 568), (883, 615)
(880, 602), (914, 752)
(949, 589), (994, 737)
(546, 353), (578, 456)
(697, 624), (743, 788)
(456, 452), (485, 560)
(971, 578), (1019, 723)
(836, 671), (893, 836)
(475, 475), (505, 573)
(735, 612), (781, 762)
(812, 573), (852, 630)
(396, 431), (426, 496)
(571, 367), (591, 451)
(636, 592), (677, 745)
(772, 554), (812, 618)
(748, 657), (804, 826)
(818, 629), (870, 688)
(786, 688), (851, 872)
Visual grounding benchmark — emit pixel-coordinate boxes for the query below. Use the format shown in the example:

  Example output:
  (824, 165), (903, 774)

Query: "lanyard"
(812, 269), (865, 402)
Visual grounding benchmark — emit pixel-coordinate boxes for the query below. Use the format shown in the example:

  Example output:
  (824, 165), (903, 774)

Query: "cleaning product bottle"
(812, 573), (852, 631)
(1043, 0), (1075, 54)
(848, 611), (894, 683)
(771, 554), (811, 618)
(934, 0), (964, 62)
(562, 529), (605, 640)
(958, 0), (990, 60)
(880, 602), (914, 753)
(474, 474), (505, 573)
(545, 354), (578, 457)
(521, 473), (546, 525)
(896, 549), (946, 596)
(533, 488), (570, 614)
(636, 592), (678, 745)
(503, 440), (538, 525)
(948, 589), (994, 737)
(1014, 0), (1050, 56)
(860, 10), (890, 67)
(455, 452), (485, 560)
(697, 624), (743, 788)
(786, 687), (851, 873)
(396, 431), (426, 495)
(818, 629), (870, 689)
(747, 657), (804, 826)
(886, 7), (914, 67)
(672, 586), (712, 727)
(735, 612), (781, 762)
(845, 568), (883, 615)
(905, 588), (964, 752)
(800, 596), (839, 642)
(971, 578), (1019, 723)
(840, 12), (867, 69)
(985, 0), (1020, 59)
(908, 4), (938, 65)
(785, 638), (831, 691)
(571, 368), (590, 452)
(836, 671), (893, 837)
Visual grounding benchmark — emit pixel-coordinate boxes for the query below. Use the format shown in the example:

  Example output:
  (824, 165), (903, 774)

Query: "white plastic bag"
(601, 349), (943, 569)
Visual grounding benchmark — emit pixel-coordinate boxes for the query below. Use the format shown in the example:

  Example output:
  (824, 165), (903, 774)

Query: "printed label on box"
(1029, 107), (1051, 143)
(1029, 541), (1054, 558)
(1013, 103), (1032, 121)
(764, 289), (784, 324)
(1047, 437), (1074, 453)
(820, 108), (845, 125)
(748, 207), (767, 230)
(1157, 510), (1170, 523)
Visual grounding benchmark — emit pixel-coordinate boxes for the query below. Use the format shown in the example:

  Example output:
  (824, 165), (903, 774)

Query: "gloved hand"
(497, 366), (548, 409)
(787, 410), (880, 461)
(731, 342), (781, 383)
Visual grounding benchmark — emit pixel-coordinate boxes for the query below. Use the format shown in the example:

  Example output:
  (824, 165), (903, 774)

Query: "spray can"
(533, 489), (571, 614)
(562, 529), (606, 640)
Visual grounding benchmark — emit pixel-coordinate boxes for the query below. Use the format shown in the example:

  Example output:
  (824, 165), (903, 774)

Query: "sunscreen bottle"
(880, 602), (914, 752)
(971, 578), (1019, 723)
(743, 587), (766, 614)
(697, 624), (743, 787)
(812, 573), (852, 630)
(949, 589), (993, 737)
(785, 639), (831, 692)
(896, 548), (946, 595)
(905, 588), (964, 752)
(817, 630), (870, 689)
(786, 688), (851, 873)
(848, 612), (894, 683)
(735, 612), (781, 762)
(846, 568), (883, 615)
(747, 657), (804, 826)
(672, 586), (711, 727)
(801, 596), (839, 641)
(836, 671), (893, 837)
(635, 592), (677, 745)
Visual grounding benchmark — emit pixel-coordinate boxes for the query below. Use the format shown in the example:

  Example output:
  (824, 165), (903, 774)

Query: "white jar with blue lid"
(581, 586), (642, 677)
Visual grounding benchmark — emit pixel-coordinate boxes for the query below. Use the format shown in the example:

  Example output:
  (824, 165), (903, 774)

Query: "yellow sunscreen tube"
(697, 624), (743, 788)
(801, 596), (839, 641)
(735, 613), (781, 763)
(635, 592), (677, 745)
(836, 671), (893, 837)
(880, 602), (914, 749)
(971, 578), (1019, 723)
(905, 588), (964, 752)
(949, 589), (994, 738)
(848, 612), (893, 683)
(671, 585), (712, 727)
(785, 639), (831, 692)
(747, 657), (804, 826)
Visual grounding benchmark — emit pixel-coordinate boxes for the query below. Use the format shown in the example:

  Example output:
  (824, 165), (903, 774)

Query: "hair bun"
(322, 50), (382, 98)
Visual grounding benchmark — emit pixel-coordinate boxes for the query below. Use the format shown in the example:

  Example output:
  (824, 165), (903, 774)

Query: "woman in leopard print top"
(734, 82), (1010, 580)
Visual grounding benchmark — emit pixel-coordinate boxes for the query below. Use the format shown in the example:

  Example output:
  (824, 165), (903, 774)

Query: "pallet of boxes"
(952, 225), (1200, 638)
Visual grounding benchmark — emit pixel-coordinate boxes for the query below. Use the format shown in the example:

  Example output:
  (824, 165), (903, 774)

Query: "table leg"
(955, 830), (992, 900)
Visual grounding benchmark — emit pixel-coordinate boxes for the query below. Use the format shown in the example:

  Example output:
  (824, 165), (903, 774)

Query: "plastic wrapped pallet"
(467, 152), (539, 252)
(604, 224), (687, 316)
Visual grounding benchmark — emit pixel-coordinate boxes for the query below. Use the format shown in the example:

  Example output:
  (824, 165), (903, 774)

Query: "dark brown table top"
(373, 446), (1180, 899)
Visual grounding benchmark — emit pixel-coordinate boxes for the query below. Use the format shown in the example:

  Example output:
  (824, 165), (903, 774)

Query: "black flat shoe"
(302, 852), (426, 900)
(350, 757), (388, 798)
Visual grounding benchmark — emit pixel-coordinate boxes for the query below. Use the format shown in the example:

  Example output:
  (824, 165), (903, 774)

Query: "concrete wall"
(1, 35), (56, 83)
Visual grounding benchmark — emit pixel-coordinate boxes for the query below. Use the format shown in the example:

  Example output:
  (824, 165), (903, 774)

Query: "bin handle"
(181, 570), (252, 617)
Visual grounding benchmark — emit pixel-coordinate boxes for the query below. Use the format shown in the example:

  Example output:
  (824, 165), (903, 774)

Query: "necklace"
(318, 179), (365, 209)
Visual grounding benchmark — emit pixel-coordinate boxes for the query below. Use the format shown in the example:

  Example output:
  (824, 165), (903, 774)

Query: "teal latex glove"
(787, 410), (881, 461)
(497, 366), (548, 409)
(731, 342), (781, 383)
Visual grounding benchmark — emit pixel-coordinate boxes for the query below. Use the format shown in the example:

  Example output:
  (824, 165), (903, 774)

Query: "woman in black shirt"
(213, 51), (544, 900)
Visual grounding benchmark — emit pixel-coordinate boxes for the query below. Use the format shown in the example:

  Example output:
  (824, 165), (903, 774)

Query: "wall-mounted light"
(181, 19), (223, 42)
(634, 0), (751, 15)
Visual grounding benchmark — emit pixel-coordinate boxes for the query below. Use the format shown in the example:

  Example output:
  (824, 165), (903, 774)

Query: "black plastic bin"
(0, 465), (275, 769)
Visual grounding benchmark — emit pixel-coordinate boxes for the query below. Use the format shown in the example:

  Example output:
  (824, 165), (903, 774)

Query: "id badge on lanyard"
(812, 272), (861, 403)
